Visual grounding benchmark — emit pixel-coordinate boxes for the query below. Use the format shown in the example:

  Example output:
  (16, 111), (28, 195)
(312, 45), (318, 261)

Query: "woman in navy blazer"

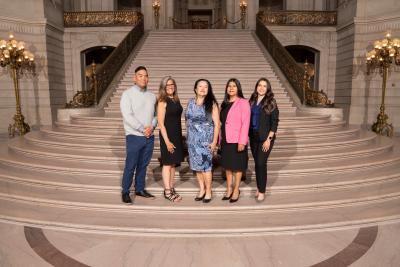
(249, 78), (279, 202)
(219, 78), (250, 203)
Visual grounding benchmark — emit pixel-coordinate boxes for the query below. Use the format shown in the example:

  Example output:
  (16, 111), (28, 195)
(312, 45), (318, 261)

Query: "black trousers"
(250, 133), (274, 193)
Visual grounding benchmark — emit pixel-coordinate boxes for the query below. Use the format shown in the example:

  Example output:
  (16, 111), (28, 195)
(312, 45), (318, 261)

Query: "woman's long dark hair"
(194, 79), (218, 114)
(249, 78), (277, 114)
(221, 78), (244, 111)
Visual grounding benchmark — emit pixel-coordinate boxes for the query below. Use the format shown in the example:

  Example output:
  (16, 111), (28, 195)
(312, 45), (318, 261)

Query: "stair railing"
(94, 17), (144, 104)
(66, 12), (144, 108)
(256, 15), (334, 107)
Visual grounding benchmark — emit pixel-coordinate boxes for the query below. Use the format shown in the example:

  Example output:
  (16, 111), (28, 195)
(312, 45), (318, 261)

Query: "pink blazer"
(221, 98), (251, 145)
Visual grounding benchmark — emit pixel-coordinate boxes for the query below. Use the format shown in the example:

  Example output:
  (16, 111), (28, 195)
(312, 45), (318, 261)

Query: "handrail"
(256, 17), (305, 103)
(95, 17), (144, 103)
(258, 10), (337, 26)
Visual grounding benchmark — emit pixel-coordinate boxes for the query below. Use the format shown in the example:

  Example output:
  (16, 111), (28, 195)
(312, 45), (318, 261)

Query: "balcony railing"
(64, 11), (142, 27)
(258, 10), (337, 26)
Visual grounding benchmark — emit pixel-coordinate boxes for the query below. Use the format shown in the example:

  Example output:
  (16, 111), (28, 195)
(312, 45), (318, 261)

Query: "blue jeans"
(121, 134), (154, 194)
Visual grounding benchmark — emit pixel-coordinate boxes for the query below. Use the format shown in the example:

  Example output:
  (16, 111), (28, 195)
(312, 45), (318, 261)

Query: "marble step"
(40, 125), (359, 143)
(108, 96), (292, 104)
(1, 138), (397, 178)
(22, 130), (376, 157)
(104, 107), (298, 114)
(0, 190), (399, 236)
(8, 134), (391, 167)
(112, 87), (287, 94)
(130, 61), (273, 65)
(54, 120), (343, 134)
(1, 158), (399, 193)
(106, 102), (294, 109)
(69, 113), (329, 126)
(1, 172), (400, 212)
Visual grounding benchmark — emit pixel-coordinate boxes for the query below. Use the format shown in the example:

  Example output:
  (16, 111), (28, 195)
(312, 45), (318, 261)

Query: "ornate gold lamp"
(152, 1), (161, 30)
(239, 1), (247, 29)
(0, 33), (35, 137)
(366, 33), (400, 137)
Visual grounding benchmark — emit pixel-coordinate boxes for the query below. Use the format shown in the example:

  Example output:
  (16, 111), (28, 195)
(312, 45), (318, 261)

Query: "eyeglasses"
(166, 83), (175, 87)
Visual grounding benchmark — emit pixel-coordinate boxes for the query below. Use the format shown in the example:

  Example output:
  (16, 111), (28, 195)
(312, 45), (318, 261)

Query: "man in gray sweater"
(120, 66), (157, 204)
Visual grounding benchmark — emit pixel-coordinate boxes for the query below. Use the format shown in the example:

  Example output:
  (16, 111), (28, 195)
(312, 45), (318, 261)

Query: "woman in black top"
(157, 76), (184, 202)
(249, 78), (279, 202)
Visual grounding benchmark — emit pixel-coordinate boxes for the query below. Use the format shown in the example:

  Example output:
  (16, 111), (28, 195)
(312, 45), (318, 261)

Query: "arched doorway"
(286, 45), (320, 90)
(80, 46), (115, 91)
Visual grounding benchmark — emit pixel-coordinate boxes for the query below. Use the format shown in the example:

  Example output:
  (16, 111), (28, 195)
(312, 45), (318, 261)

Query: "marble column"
(141, 0), (153, 30)
(226, 0), (235, 29)
(165, 0), (174, 29)
(247, 0), (259, 30)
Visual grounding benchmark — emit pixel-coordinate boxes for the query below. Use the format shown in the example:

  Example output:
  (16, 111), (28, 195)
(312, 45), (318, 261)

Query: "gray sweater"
(120, 85), (157, 136)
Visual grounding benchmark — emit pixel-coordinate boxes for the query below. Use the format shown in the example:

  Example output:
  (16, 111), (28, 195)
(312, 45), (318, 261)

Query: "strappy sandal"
(171, 188), (182, 201)
(164, 189), (181, 202)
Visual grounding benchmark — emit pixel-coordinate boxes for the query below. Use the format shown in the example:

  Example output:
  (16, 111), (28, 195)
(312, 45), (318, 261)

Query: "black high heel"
(203, 195), (212, 203)
(194, 192), (206, 201)
(221, 192), (233, 201)
(229, 190), (240, 203)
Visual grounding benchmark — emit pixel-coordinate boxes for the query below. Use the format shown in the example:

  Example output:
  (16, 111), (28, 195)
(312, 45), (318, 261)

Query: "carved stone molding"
(0, 17), (46, 35)
(272, 31), (332, 48)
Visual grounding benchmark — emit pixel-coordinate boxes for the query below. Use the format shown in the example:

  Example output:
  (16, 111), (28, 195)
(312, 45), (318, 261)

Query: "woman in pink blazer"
(219, 78), (251, 203)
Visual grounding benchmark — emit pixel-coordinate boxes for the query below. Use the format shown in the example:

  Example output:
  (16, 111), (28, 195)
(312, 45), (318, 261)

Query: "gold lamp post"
(366, 32), (400, 137)
(239, 1), (248, 29)
(0, 33), (35, 137)
(152, 0), (161, 30)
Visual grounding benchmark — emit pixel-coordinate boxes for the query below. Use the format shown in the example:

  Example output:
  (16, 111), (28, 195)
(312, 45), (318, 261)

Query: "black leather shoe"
(135, 190), (155, 198)
(194, 192), (206, 201)
(203, 197), (212, 203)
(122, 193), (133, 204)
(221, 192), (233, 201)
(229, 190), (240, 203)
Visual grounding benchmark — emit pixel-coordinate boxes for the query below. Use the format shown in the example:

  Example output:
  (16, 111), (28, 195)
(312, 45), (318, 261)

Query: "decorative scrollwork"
(64, 11), (142, 27)
(258, 10), (337, 26)
(303, 62), (334, 107)
(66, 62), (96, 108)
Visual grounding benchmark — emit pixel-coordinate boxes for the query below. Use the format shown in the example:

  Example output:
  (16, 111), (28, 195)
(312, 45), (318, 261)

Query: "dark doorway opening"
(188, 9), (213, 29)
(286, 45), (320, 89)
(80, 46), (115, 91)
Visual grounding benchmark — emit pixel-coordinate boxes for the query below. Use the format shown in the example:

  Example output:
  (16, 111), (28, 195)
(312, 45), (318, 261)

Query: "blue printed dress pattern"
(185, 98), (214, 172)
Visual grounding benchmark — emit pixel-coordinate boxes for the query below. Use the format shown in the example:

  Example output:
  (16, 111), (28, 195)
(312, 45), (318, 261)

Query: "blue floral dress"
(185, 98), (214, 172)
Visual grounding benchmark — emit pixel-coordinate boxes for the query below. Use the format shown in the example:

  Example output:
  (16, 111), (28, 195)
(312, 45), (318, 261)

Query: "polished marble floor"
(1, 221), (400, 267)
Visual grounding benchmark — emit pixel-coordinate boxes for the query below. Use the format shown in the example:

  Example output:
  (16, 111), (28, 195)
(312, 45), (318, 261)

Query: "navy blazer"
(250, 107), (279, 142)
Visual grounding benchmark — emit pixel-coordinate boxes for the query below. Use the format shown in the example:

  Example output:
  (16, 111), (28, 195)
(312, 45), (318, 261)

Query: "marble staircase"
(0, 30), (399, 237)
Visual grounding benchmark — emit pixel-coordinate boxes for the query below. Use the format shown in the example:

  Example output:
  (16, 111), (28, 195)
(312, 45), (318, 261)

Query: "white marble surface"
(0, 223), (51, 267)
(44, 227), (358, 267)
(1, 220), (400, 266)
